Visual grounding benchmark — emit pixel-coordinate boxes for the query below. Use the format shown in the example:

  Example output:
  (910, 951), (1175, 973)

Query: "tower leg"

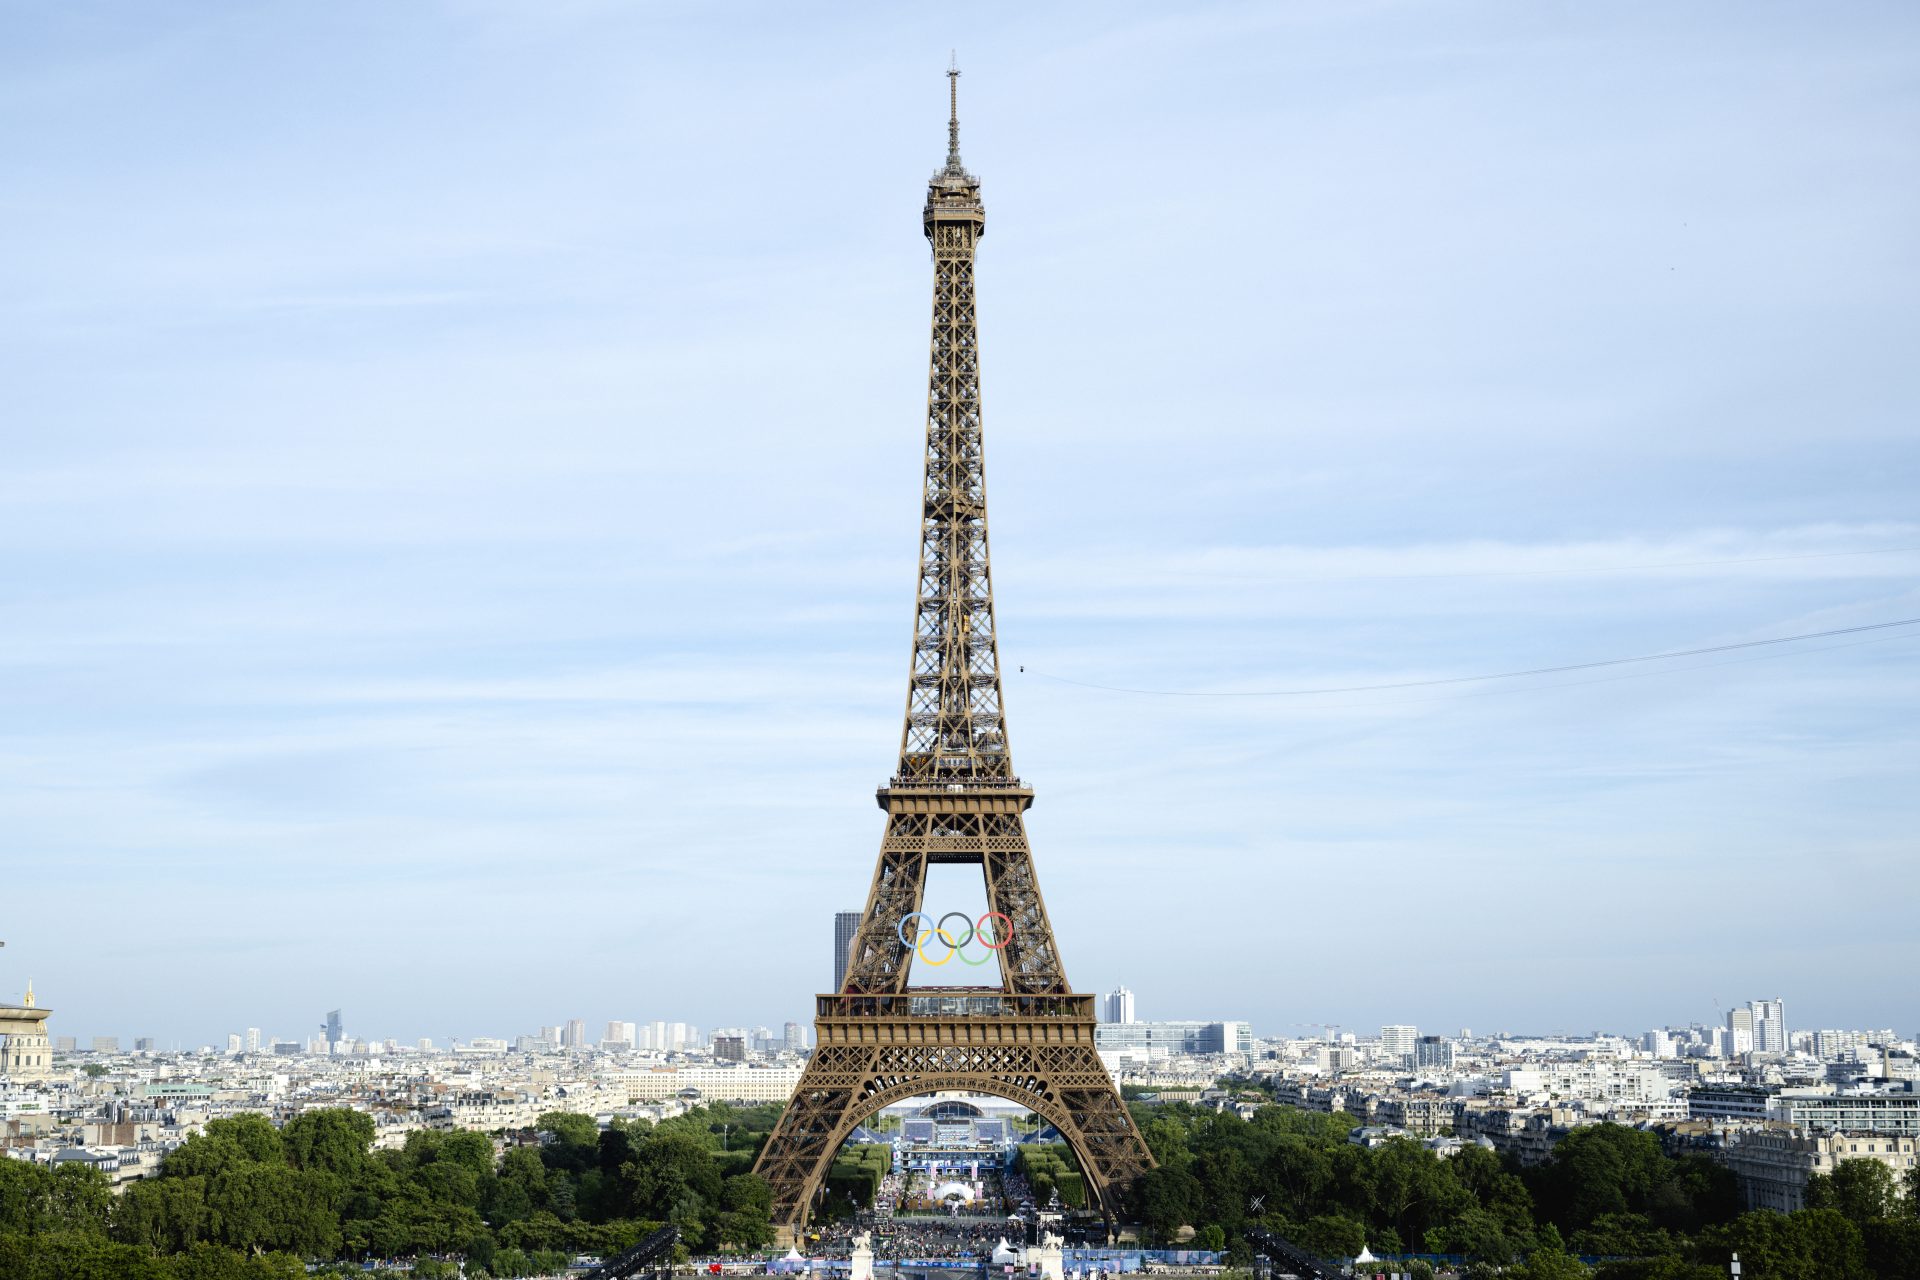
(754, 1038), (1152, 1230)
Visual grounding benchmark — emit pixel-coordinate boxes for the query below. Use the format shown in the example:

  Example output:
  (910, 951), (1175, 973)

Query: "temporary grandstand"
(891, 1098), (1029, 1154)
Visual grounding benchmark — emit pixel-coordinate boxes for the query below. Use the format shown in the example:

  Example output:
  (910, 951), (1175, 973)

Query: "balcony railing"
(817, 990), (1095, 1020)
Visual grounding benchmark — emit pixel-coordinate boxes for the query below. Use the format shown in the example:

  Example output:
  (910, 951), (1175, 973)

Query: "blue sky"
(2, 1), (1916, 1049)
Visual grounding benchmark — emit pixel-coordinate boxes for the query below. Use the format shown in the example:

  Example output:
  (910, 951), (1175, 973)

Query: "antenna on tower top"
(946, 53), (963, 170)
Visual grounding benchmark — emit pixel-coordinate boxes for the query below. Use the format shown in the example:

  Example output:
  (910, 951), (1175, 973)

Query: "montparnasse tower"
(750, 66), (1153, 1231)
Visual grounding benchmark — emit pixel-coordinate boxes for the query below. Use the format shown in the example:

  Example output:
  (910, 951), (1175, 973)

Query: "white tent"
(992, 1239), (1023, 1265)
(1354, 1245), (1377, 1263)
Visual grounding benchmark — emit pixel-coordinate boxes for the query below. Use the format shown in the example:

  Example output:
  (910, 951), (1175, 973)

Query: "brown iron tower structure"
(751, 67), (1155, 1230)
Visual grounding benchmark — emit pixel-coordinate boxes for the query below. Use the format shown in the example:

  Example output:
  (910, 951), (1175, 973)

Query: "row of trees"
(10, 1092), (1919, 1278)
(1015, 1142), (1087, 1208)
(1126, 1095), (1920, 1279)
(0, 1103), (782, 1278)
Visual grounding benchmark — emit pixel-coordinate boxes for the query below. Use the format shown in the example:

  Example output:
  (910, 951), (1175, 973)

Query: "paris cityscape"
(5, 4), (1918, 1280)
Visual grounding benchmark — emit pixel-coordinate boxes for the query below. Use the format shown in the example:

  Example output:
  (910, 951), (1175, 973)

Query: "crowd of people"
(875, 1219), (1023, 1262)
(889, 1166), (1012, 1217)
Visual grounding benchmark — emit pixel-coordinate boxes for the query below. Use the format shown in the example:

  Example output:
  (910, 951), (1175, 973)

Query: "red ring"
(976, 911), (1014, 950)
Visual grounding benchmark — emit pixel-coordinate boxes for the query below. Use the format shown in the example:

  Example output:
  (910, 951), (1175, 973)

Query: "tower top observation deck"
(925, 59), (984, 238)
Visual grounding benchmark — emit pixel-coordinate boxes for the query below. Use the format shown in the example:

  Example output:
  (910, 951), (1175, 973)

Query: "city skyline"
(29, 988), (1907, 1056)
(5, 2), (1918, 1047)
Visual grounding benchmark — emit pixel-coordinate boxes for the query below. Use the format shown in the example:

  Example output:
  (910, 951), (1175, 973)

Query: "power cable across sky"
(1019, 617), (1920, 698)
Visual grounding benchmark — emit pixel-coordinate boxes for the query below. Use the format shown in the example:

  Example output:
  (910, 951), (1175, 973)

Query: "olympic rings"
(896, 911), (1014, 967)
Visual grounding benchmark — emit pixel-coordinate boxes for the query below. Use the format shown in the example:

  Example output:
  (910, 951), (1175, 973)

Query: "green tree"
(115, 1175), (210, 1251)
(536, 1111), (601, 1175)
(1137, 1166), (1202, 1241)
(1256, 1135), (1332, 1219)
(363, 1194), (483, 1257)
(412, 1159), (482, 1209)
(0, 1161), (116, 1238)
(722, 1172), (772, 1218)
(1805, 1158), (1896, 1228)
(0, 1229), (169, 1279)
(1534, 1126), (1670, 1233)
(201, 1115), (284, 1166)
(163, 1134), (256, 1181)
(1513, 1248), (1590, 1280)
(162, 1243), (307, 1279)
(614, 1130), (724, 1226)
(491, 1245), (533, 1277)
(496, 1209), (569, 1252)
(204, 1164), (345, 1256)
(1365, 1137), (1471, 1246)
(1428, 1205), (1528, 1264)
(486, 1146), (548, 1225)
(1141, 1116), (1196, 1174)
(1448, 1143), (1537, 1222)
(46, 1162), (114, 1235)
(280, 1109), (374, 1177)
(1862, 1218), (1920, 1278)
(439, 1130), (494, 1177)
(1292, 1213), (1365, 1259)
(0, 1157), (50, 1233)
(1592, 1261), (1722, 1280)
(1697, 1207), (1868, 1280)
(1568, 1212), (1679, 1260)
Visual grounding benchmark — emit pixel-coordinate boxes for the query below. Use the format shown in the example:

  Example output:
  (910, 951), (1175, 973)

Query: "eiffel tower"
(751, 66), (1155, 1230)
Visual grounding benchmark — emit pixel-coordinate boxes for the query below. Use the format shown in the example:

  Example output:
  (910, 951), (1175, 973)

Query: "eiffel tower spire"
(750, 69), (1153, 1233)
(836, 69), (1068, 999)
(946, 53), (962, 168)
(905, 55), (1005, 787)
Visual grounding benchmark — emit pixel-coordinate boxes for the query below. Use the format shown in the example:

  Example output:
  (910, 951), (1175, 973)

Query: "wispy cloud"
(2, 0), (1916, 1046)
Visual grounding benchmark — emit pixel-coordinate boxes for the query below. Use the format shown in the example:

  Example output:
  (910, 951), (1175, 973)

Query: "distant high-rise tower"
(1380, 1025), (1418, 1065)
(1103, 987), (1136, 1024)
(1728, 1006), (1755, 1056)
(561, 1019), (587, 1049)
(832, 910), (862, 990)
(325, 1009), (343, 1052)
(1414, 1035), (1454, 1069)
(1750, 999), (1787, 1056)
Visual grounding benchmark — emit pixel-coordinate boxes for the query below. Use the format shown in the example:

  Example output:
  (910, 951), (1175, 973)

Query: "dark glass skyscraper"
(832, 911), (861, 991)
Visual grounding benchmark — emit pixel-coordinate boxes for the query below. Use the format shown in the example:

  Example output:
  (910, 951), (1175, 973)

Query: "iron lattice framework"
(752, 69), (1154, 1230)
